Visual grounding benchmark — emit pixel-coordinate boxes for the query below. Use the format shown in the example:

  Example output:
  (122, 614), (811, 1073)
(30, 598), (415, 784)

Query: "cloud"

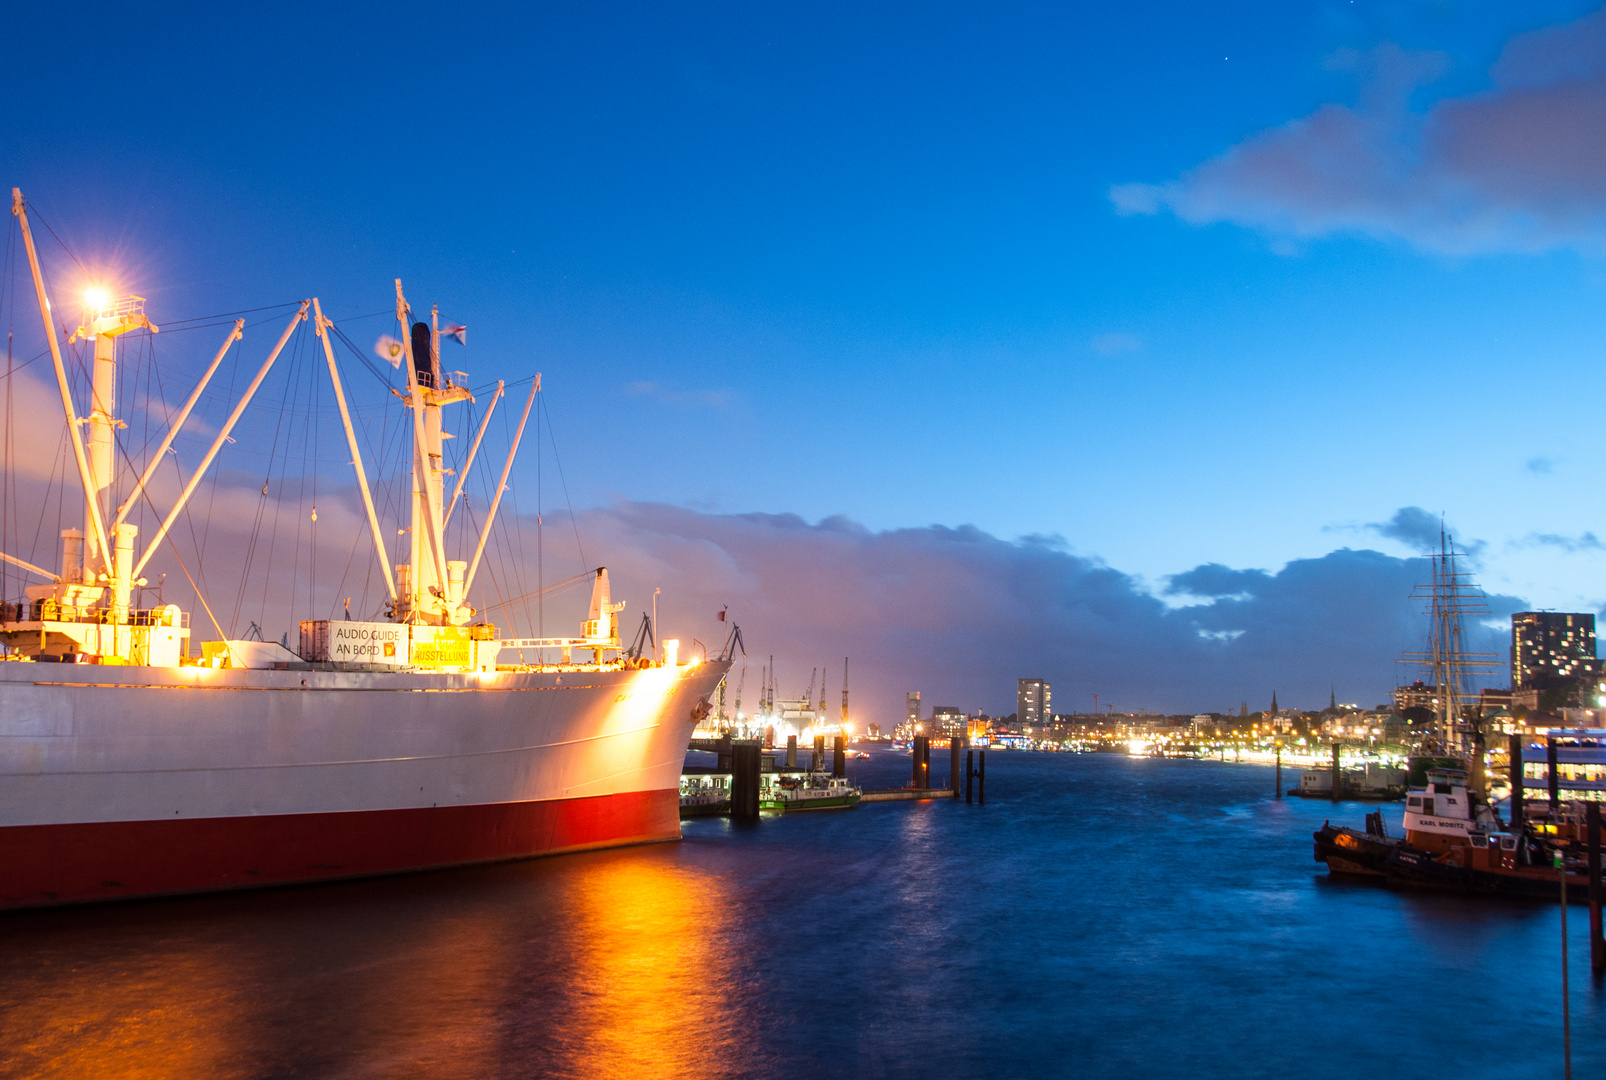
(1090, 332), (1142, 355)
(1110, 12), (1606, 254)
(1520, 531), (1606, 552)
(554, 502), (1521, 719)
(1526, 456), (1555, 474)
(1366, 506), (1446, 552)
(1165, 563), (1272, 599)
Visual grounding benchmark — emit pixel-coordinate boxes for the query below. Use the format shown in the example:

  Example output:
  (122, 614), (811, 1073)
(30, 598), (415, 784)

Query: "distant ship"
(0, 190), (728, 909)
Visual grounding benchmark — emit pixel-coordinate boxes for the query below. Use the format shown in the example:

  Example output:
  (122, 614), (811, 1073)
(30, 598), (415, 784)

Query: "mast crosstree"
(1400, 527), (1500, 755)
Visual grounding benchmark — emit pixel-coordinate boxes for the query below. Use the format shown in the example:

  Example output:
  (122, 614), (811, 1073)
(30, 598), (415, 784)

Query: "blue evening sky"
(7, 1), (1606, 641)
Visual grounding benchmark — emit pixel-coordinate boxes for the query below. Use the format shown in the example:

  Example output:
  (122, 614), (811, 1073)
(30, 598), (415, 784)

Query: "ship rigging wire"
(1, 199), (604, 655)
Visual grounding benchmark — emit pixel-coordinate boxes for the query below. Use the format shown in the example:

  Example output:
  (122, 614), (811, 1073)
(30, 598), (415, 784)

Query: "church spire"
(1270, 690), (1278, 714)
(1330, 686), (1337, 711)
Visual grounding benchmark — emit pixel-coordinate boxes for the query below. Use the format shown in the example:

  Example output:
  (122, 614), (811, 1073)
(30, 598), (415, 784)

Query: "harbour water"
(2, 751), (1601, 1078)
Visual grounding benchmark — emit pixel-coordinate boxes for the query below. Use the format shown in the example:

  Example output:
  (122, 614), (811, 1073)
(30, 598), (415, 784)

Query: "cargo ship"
(0, 190), (728, 909)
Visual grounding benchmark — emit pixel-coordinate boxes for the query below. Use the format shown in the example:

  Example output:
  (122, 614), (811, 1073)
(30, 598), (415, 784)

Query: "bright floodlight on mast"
(73, 293), (157, 342)
(67, 293), (158, 599)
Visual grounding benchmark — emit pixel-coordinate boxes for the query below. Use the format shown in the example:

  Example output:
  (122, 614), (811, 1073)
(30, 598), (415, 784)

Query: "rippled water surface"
(2, 751), (1602, 1078)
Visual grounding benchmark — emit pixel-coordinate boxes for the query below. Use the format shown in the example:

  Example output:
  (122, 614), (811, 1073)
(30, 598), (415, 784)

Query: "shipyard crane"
(841, 657), (849, 730)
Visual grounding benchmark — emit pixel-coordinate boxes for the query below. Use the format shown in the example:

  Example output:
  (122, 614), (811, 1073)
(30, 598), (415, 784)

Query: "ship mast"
(393, 280), (474, 624)
(1403, 527), (1499, 756)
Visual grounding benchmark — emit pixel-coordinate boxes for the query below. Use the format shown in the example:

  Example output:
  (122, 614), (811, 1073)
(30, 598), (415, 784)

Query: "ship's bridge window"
(1408, 797), (1422, 808)
(1471, 834), (1487, 848)
(1500, 837), (1517, 850)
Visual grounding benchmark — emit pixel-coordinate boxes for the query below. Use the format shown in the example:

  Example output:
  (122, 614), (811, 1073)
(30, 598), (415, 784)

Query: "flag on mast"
(374, 335), (405, 368)
(442, 324), (467, 345)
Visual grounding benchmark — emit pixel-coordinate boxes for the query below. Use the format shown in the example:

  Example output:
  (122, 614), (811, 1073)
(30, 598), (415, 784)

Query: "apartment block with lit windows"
(1511, 611), (1599, 690)
(1017, 678), (1050, 728)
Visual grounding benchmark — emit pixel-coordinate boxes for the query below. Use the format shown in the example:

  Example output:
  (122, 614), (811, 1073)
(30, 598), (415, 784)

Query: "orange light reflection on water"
(539, 854), (745, 1078)
(0, 850), (750, 1079)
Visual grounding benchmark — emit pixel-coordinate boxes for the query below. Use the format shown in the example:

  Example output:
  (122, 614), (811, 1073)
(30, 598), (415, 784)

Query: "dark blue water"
(2, 751), (1602, 1078)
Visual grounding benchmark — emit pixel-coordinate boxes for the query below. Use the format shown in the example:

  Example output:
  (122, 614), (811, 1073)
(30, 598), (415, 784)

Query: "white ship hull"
(0, 660), (727, 909)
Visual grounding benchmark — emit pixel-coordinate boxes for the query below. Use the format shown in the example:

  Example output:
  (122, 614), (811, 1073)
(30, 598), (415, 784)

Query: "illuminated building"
(1392, 680), (1438, 715)
(1017, 678), (1050, 728)
(1511, 611), (1599, 690)
(906, 691), (921, 730)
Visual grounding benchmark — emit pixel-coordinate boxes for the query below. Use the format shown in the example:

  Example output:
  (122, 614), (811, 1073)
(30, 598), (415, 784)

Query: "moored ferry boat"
(679, 775), (731, 818)
(0, 190), (728, 909)
(760, 773), (861, 812)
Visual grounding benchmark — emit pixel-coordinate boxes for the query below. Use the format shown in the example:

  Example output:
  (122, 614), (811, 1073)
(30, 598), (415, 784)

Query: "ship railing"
(24, 600), (188, 628)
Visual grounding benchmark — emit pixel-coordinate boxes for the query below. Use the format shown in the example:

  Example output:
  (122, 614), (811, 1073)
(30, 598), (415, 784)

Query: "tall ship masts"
(1400, 527), (1500, 757)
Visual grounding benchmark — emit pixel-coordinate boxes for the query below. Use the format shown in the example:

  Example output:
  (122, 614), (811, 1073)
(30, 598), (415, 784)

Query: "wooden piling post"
(979, 749), (986, 804)
(1588, 801), (1603, 979)
(1330, 742), (1341, 803)
(950, 739), (961, 796)
(1275, 741), (1282, 799)
(813, 734), (826, 773)
(1560, 854), (1572, 1080)
(731, 741), (761, 821)
(1548, 736), (1560, 812)
(832, 734), (845, 778)
(786, 734), (797, 770)
(1511, 734), (1525, 832)
(966, 749), (974, 804)
(911, 735), (929, 788)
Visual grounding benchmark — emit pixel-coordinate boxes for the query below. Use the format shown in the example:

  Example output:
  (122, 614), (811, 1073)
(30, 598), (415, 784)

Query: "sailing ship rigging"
(1398, 527), (1500, 757)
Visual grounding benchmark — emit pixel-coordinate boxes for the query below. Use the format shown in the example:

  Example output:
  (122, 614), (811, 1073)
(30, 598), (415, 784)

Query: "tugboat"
(1315, 762), (1601, 898)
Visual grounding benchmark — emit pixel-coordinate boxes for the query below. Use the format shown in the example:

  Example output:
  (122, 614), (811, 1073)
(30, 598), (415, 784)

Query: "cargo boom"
(0, 191), (725, 909)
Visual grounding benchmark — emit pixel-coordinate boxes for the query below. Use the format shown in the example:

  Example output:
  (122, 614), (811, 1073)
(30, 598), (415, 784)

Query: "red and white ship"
(0, 190), (727, 909)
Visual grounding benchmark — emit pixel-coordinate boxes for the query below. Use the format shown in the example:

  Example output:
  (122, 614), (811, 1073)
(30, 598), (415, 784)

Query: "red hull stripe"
(0, 789), (680, 910)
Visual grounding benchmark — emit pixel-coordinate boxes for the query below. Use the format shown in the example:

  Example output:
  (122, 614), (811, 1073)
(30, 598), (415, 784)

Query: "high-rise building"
(932, 706), (964, 736)
(906, 691), (921, 730)
(1017, 678), (1050, 728)
(1511, 612), (1598, 689)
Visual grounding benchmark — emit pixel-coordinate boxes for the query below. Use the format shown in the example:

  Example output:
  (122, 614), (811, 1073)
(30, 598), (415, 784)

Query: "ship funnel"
(410, 321), (435, 388)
